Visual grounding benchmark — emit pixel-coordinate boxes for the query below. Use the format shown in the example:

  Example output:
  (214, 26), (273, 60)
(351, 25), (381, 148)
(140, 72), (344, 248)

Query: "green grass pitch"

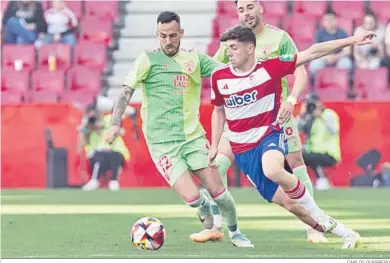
(1, 188), (390, 258)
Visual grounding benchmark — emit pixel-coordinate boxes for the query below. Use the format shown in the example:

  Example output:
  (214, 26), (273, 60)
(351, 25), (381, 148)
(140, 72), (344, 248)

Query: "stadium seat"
(337, 17), (354, 36)
(294, 39), (312, 51)
(38, 44), (72, 71)
(2, 45), (36, 72)
(67, 66), (101, 93)
(213, 16), (238, 38)
(207, 38), (221, 56)
(353, 68), (390, 100)
(64, 1), (84, 20)
(262, 14), (282, 28)
(74, 42), (107, 72)
(216, 0), (237, 17)
(285, 15), (317, 42)
(79, 18), (113, 45)
(1, 69), (30, 97)
(292, 1), (328, 19)
(61, 90), (97, 108)
(31, 70), (65, 93)
(262, 1), (288, 18)
(1, 91), (24, 104)
(314, 68), (349, 101)
(85, 0), (119, 22)
(331, 1), (365, 21)
(29, 92), (60, 103)
(370, 1), (390, 25)
(1, 1), (9, 15)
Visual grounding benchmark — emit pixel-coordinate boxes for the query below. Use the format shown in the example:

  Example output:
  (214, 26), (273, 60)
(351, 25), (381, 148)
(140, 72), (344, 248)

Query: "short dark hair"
(324, 8), (337, 17)
(220, 25), (256, 46)
(157, 11), (180, 25)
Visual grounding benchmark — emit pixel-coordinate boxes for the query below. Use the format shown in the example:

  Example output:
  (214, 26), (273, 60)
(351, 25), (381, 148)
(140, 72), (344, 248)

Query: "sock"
(212, 189), (238, 232)
(285, 180), (324, 219)
(200, 188), (223, 228)
(185, 190), (210, 216)
(331, 221), (351, 237)
(293, 165), (314, 197)
(215, 154), (231, 187)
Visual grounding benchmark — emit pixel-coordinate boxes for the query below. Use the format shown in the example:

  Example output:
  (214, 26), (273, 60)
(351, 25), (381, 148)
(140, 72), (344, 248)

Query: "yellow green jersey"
(124, 48), (222, 143)
(214, 24), (298, 100)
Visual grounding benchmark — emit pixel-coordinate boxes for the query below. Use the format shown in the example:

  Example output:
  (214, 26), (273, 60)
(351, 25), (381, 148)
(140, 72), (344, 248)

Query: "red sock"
(312, 223), (325, 233)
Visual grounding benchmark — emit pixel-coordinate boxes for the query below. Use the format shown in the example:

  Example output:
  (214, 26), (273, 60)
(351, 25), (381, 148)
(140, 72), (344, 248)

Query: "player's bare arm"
(209, 105), (226, 165)
(296, 30), (376, 68)
(104, 86), (135, 144)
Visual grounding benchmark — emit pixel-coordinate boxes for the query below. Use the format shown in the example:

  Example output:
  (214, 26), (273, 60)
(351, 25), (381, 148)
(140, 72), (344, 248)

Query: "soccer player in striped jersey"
(104, 11), (253, 247)
(207, 0), (325, 243)
(208, 25), (375, 249)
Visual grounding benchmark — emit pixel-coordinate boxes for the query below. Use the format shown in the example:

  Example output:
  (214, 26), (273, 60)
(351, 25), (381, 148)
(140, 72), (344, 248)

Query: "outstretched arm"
(112, 86), (136, 126)
(296, 31), (376, 68)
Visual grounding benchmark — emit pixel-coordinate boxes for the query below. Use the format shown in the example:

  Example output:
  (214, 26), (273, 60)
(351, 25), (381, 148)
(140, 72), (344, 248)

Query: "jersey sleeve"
(210, 71), (224, 106)
(123, 52), (150, 89)
(263, 55), (297, 80)
(280, 32), (298, 53)
(213, 42), (230, 63)
(199, 53), (223, 78)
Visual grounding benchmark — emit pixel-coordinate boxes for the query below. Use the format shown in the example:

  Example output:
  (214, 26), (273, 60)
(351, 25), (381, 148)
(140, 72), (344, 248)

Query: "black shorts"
(89, 151), (125, 178)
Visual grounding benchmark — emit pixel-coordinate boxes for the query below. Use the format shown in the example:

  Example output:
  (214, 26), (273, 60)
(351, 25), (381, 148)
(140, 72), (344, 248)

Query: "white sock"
(213, 215), (223, 228)
(331, 222), (351, 237)
(285, 180), (324, 219)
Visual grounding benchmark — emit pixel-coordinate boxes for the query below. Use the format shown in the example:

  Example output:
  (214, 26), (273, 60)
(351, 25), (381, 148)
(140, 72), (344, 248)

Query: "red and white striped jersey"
(210, 55), (297, 154)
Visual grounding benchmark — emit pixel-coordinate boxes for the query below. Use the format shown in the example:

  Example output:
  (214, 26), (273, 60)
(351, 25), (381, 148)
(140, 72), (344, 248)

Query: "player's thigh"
(283, 117), (302, 154)
(218, 137), (235, 162)
(261, 134), (287, 182)
(235, 146), (279, 203)
(147, 142), (188, 188)
(172, 169), (201, 202)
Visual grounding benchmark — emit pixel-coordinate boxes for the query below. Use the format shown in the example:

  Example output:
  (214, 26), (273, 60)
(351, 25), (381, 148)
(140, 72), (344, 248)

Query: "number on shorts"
(157, 155), (172, 180)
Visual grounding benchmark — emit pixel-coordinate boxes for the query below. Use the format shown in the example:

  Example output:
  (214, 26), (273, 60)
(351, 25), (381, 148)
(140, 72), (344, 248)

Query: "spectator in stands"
(78, 104), (130, 191)
(297, 93), (341, 190)
(42, 0), (78, 46)
(381, 22), (390, 85)
(2, 0), (47, 45)
(354, 12), (385, 69)
(309, 10), (352, 82)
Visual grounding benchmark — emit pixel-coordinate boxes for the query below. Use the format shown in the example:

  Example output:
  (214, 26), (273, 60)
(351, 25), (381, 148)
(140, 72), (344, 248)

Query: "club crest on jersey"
(224, 90), (258, 108)
(260, 44), (272, 58)
(174, 74), (190, 92)
(184, 61), (195, 73)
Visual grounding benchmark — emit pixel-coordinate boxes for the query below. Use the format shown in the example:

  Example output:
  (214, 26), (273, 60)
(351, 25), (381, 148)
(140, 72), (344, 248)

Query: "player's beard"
(161, 42), (180, 57)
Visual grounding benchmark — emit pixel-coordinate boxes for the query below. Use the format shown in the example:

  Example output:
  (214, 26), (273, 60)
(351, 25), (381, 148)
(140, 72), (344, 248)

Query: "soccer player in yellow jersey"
(198, 0), (328, 243)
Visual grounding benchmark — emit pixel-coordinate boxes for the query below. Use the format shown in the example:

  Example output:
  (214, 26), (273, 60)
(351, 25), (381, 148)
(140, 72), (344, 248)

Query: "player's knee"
(286, 151), (305, 169)
(280, 199), (296, 213)
(184, 191), (205, 208)
(263, 163), (284, 182)
(210, 187), (228, 204)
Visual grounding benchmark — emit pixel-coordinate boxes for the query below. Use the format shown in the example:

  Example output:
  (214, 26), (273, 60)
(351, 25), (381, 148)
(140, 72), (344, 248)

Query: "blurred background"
(1, 0), (390, 191)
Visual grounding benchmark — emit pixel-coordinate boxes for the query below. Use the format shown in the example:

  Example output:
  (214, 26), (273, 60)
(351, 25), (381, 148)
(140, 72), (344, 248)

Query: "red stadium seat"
(216, 1), (237, 17)
(67, 66), (101, 93)
(331, 1), (365, 21)
(263, 14), (281, 28)
(61, 90), (97, 108)
(74, 42), (107, 71)
(354, 68), (390, 100)
(38, 44), (72, 71)
(1, 91), (24, 104)
(314, 68), (349, 101)
(370, 1), (390, 25)
(29, 92), (60, 103)
(337, 18), (354, 36)
(285, 15), (317, 42)
(85, 0), (119, 22)
(80, 18), (113, 45)
(213, 16), (238, 38)
(2, 45), (36, 72)
(1, 1), (9, 15)
(294, 39), (312, 51)
(207, 38), (221, 56)
(293, 1), (328, 18)
(64, 1), (83, 20)
(262, 1), (288, 18)
(1, 69), (30, 98)
(31, 70), (65, 93)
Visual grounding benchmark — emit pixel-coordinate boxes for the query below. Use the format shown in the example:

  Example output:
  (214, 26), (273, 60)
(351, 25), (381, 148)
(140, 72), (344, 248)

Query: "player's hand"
(353, 30), (376, 46)
(104, 124), (121, 144)
(277, 101), (294, 124)
(208, 147), (218, 167)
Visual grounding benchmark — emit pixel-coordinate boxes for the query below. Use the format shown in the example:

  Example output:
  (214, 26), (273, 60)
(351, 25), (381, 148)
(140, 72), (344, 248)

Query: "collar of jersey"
(229, 57), (257, 77)
(256, 23), (268, 39)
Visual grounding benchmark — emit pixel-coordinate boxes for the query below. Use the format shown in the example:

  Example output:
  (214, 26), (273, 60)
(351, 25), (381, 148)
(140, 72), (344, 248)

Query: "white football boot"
(82, 179), (99, 191)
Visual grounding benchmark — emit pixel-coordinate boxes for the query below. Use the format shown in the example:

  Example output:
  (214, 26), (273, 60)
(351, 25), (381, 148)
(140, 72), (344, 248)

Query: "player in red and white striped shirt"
(209, 25), (376, 249)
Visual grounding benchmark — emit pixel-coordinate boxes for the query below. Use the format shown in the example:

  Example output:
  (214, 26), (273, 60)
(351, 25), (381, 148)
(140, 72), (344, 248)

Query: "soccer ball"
(130, 217), (166, 250)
